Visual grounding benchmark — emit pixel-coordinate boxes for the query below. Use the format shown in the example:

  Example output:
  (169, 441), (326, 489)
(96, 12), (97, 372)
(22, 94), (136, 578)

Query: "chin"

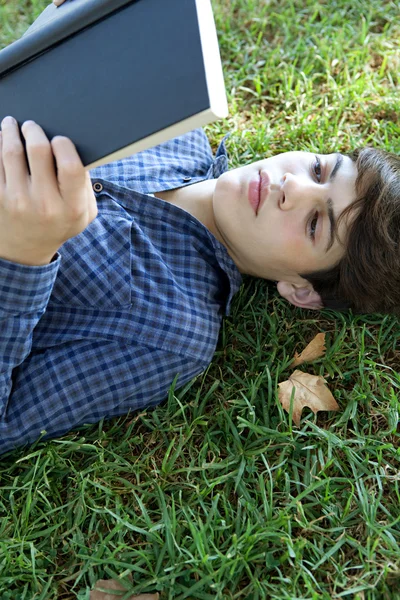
(215, 171), (242, 206)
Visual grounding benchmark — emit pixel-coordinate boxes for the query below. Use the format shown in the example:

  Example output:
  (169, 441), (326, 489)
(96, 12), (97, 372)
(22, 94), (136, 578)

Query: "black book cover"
(0, 0), (227, 168)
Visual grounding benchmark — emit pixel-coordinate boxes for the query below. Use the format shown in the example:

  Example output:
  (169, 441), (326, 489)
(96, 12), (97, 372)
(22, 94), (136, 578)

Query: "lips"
(248, 176), (261, 214)
(248, 171), (271, 215)
(258, 171), (271, 213)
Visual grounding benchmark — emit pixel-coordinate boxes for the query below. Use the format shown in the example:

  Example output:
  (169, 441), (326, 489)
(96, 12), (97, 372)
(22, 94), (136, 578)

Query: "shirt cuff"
(0, 253), (61, 315)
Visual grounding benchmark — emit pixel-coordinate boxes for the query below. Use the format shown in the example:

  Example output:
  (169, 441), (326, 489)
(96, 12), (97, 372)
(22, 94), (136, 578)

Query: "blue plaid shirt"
(0, 129), (242, 455)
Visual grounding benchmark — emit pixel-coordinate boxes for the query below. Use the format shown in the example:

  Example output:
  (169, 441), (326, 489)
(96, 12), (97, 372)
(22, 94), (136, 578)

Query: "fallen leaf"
(90, 579), (159, 600)
(291, 332), (326, 367)
(278, 370), (339, 426)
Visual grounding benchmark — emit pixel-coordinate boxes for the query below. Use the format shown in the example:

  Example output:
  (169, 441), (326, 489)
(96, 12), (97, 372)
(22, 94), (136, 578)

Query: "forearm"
(0, 255), (60, 417)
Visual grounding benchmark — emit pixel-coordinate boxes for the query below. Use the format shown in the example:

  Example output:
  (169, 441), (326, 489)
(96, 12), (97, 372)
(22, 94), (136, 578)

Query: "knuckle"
(59, 161), (84, 178)
(13, 190), (28, 204)
(37, 202), (57, 221)
(41, 212), (58, 225)
(39, 205), (65, 226)
(91, 205), (99, 221)
(8, 197), (27, 217)
(66, 206), (83, 221)
(3, 143), (24, 160)
(29, 141), (50, 157)
(87, 208), (98, 226)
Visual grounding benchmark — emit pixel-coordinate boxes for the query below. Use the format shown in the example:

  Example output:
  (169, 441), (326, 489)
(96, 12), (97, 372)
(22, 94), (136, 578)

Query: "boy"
(0, 5), (399, 455)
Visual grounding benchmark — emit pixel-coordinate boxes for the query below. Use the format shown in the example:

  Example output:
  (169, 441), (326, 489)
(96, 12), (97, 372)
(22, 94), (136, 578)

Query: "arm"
(0, 115), (97, 434)
(0, 255), (61, 418)
(1, 339), (205, 455)
(0, 118), (207, 455)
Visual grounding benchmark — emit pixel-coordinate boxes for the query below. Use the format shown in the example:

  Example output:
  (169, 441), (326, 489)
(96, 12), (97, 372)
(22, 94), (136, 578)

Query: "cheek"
(279, 219), (304, 253)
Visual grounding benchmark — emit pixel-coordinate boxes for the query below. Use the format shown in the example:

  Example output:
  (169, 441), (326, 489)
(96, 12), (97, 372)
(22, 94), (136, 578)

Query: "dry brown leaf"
(278, 370), (339, 426)
(90, 579), (159, 600)
(291, 333), (326, 367)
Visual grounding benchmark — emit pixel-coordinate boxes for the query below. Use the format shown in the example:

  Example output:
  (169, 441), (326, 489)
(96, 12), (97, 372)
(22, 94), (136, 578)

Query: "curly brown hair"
(302, 147), (400, 315)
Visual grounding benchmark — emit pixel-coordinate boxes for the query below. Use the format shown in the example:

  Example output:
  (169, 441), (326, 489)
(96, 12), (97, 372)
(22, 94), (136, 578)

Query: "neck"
(155, 179), (249, 274)
(155, 179), (224, 244)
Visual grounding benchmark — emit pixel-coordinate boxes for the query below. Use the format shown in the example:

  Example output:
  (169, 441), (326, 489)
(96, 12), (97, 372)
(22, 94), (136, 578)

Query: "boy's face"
(213, 151), (358, 287)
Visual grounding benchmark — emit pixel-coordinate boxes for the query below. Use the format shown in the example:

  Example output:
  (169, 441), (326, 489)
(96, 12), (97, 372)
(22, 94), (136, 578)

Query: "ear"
(277, 281), (323, 310)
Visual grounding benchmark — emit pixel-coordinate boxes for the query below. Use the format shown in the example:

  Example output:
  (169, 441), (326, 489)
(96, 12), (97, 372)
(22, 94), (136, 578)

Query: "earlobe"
(277, 281), (323, 310)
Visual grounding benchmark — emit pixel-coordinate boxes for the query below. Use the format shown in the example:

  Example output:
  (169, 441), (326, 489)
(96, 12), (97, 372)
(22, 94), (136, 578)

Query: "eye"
(309, 211), (319, 239)
(313, 155), (322, 182)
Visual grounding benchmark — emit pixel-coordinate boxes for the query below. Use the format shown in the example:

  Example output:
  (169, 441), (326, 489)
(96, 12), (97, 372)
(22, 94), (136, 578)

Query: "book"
(0, 0), (228, 169)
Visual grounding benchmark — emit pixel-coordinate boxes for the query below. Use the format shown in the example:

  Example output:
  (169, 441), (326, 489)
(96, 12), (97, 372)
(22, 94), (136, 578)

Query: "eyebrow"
(325, 153), (343, 252)
(329, 153), (343, 182)
(325, 198), (336, 252)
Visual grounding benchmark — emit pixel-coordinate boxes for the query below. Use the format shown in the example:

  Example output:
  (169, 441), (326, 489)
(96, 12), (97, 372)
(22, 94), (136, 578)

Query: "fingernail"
(2, 116), (16, 126)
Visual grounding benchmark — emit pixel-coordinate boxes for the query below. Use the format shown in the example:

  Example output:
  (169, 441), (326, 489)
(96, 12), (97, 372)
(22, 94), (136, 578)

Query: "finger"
(50, 136), (86, 201)
(1, 116), (30, 192)
(21, 120), (59, 193)
(0, 132), (5, 187)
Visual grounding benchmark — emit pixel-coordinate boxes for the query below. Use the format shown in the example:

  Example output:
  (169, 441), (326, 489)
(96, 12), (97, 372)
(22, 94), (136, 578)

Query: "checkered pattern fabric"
(0, 129), (242, 455)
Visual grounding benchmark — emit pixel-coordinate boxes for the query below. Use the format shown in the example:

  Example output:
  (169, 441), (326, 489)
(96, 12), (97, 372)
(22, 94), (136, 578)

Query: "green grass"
(1, 0), (400, 598)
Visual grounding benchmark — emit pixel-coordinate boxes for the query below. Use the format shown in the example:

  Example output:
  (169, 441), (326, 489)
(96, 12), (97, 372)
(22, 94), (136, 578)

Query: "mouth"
(248, 171), (271, 215)
(258, 171), (271, 213)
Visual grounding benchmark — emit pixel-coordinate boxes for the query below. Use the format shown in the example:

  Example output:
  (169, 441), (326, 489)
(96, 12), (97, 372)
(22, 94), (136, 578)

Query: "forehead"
(274, 150), (340, 164)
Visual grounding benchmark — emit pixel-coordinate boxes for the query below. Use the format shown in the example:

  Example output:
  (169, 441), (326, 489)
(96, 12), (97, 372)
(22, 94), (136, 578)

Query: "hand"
(0, 117), (98, 266)
(53, 0), (69, 6)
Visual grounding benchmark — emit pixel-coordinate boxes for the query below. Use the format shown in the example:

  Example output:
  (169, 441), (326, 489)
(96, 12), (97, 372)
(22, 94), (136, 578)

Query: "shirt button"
(93, 182), (103, 193)
(183, 176), (192, 182)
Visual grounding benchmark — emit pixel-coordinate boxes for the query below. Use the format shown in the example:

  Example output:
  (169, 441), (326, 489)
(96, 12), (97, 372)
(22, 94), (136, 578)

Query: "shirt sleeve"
(0, 335), (206, 456)
(0, 255), (61, 417)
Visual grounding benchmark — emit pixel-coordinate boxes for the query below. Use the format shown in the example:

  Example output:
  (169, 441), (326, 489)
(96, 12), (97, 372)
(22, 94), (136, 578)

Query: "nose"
(279, 173), (318, 211)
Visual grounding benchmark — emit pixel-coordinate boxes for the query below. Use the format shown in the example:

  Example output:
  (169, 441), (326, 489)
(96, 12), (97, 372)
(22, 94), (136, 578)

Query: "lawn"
(0, 0), (399, 598)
